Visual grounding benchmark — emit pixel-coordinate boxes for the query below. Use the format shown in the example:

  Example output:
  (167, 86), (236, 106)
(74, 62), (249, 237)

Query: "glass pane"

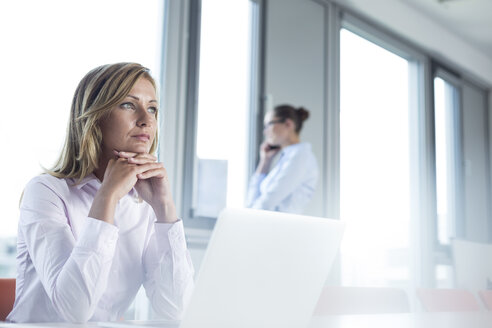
(434, 77), (459, 245)
(194, 0), (254, 217)
(435, 264), (453, 288)
(0, 0), (164, 271)
(339, 28), (412, 288)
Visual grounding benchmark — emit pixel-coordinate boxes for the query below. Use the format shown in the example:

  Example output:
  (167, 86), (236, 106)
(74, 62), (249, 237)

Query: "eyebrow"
(127, 94), (158, 103)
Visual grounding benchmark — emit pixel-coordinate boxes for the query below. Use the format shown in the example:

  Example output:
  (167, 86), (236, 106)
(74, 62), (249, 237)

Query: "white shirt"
(7, 174), (194, 323)
(246, 142), (318, 214)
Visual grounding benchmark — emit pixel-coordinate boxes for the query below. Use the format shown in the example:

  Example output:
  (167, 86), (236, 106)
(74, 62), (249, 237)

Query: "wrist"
(153, 199), (178, 223)
(257, 158), (271, 174)
(89, 188), (119, 224)
(97, 188), (120, 210)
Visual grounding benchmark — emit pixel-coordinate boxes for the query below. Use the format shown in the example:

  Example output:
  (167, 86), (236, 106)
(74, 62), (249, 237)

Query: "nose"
(136, 108), (154, 127)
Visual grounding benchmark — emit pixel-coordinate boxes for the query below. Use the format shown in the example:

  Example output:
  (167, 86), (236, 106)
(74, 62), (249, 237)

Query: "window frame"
(180, 0), (264, 229)
(432, 67), (464, 247)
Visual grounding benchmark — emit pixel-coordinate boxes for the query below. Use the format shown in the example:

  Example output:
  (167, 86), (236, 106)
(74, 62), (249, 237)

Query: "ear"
(285, 118), (295, 130)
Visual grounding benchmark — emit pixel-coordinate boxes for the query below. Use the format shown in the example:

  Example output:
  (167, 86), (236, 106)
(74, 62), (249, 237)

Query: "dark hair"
(273, 104), (310, 133)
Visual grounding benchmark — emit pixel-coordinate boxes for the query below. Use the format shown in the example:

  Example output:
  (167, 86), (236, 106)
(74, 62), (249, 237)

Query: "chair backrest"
(0, 278), (15, 321)
(313, 286), (410, 315)
(416, 288), (480, 312)
(452, 239), (492, 292)
(478, 290), (492, 311)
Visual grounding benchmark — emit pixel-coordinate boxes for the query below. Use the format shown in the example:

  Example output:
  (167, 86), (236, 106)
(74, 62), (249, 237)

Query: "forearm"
(50, 248), (115, 322)
(152, 199), (178, 224)
(246, 172), (266, 207)
(256, 158), (272, 174)
(143, 221), (194, 319)
(26, 217), (118, 323)
(146, 256), (194, 320)
(88, 188), (118, 225)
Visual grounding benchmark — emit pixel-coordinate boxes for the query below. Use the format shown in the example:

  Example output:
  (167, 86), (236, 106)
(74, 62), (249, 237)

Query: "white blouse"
(7, 174), (194, 323)
(246, 142), (318, 214)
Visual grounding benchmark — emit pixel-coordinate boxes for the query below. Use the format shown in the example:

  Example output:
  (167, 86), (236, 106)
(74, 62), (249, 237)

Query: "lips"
(132, 134), (150, 141)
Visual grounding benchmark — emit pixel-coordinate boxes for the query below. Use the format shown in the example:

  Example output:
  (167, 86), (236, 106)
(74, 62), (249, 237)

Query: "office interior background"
(1, 0), (491, 316)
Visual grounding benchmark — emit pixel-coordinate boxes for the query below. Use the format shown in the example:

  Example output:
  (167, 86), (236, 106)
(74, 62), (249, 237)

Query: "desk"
(0, 321), (177, 328)
(1, 313), (492, 328)
(0, 321), (176, 328)
(308, 312), (492, 328)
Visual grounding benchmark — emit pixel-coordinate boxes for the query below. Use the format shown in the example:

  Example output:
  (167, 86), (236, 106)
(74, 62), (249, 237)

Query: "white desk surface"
(308, 312), (492, 328)
(0, 321), (179, 328)
(2, 312), (492, 328)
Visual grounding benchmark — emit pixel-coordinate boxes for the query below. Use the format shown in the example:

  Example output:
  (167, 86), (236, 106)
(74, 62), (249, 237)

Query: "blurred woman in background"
(246, 104), (318, 214)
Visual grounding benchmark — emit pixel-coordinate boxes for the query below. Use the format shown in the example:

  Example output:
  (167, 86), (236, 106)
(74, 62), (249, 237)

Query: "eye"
(148, 106), (158, 114)
(120, 102), (135, 110)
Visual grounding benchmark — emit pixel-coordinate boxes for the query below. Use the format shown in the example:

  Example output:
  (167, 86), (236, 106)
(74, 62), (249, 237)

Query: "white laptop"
(99, 207), (345, 328)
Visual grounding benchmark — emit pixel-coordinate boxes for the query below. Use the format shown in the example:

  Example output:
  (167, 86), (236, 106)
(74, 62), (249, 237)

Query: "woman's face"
(263, 111), (288, 146)
(99, 77), (157, 155)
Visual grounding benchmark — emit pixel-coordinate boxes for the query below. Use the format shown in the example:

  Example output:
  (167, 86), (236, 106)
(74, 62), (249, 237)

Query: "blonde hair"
(48, 62), (158, 180)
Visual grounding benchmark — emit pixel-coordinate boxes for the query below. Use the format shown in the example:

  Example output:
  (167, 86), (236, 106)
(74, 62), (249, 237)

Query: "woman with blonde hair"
(7, 63), (194, 323)
(246, 104), (318, 214)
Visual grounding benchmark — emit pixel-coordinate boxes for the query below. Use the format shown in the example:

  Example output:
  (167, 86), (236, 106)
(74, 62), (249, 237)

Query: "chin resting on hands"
(113, 150), (177, 223)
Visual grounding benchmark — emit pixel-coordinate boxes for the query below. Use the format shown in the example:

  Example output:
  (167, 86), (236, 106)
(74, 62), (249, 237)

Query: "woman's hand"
(89, 154), (158, 224)
(256, 141), (281, 174)
(114, 151), (177, 223)
(260, 141), (281, 160)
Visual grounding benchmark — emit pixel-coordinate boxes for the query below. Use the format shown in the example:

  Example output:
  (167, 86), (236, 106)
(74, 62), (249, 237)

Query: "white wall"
(266, 0), (327, 217)
(334, 0), (492, 88)
(489, 92), (492, 240)
(462, 82), (489, 242)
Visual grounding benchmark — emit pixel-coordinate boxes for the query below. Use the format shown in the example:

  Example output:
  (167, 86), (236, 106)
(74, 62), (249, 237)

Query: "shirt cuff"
(155, 219), (187, 254)
(77, 217), (119, 256)
(251, 173), (267, 185)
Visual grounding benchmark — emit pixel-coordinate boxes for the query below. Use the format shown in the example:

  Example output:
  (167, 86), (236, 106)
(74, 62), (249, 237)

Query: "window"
(183, 0), (260, 224)
(339, 27), (416, 288)
(0, 0), (164, 276)
(433, 70), (489, 288)
(434, 75), (461, 246)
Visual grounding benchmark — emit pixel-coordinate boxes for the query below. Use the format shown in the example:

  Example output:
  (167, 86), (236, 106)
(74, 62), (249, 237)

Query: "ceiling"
(399, 0), (492, 59)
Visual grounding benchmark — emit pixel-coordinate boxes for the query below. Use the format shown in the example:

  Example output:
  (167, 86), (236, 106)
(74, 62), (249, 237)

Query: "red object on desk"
(0, 279), (15, 321)
(313, 286), (410, 315)
(416, 288), (480, 312)
(479, 290), (492, 311)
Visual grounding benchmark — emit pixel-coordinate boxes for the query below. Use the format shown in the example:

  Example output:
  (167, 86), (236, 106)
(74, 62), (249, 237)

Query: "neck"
(94, 152), (112, 182)
(281, 134), (300, 148)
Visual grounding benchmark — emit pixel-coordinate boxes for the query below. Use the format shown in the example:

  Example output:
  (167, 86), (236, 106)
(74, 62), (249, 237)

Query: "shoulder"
(288, 143), (318, 171)
(26, 173), (72, 191)
(302, 143), (318, 165)
(287, 142), (315, 158)
(23, 174), (73, 205)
